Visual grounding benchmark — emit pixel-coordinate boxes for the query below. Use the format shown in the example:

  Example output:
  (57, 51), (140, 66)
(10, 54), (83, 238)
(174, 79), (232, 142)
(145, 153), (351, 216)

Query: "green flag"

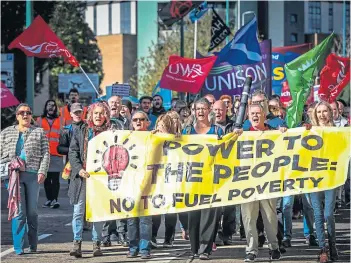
(285, 33), (335, 128)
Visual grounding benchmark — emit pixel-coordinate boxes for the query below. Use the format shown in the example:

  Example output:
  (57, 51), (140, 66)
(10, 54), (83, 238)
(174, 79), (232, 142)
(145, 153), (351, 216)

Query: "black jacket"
(57, 121), (84, 157)
(152, 106), (166, 117)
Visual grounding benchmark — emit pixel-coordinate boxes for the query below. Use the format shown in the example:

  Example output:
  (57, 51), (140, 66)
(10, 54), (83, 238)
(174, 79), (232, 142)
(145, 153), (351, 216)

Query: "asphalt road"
(1, 179), (350, 263)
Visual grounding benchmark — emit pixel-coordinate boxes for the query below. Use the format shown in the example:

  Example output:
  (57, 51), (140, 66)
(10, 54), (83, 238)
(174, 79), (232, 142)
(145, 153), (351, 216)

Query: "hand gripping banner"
(86, 127), (350, 222)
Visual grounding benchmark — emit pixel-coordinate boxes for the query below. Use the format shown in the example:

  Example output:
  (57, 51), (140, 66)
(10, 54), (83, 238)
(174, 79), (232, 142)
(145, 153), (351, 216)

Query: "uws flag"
(160, 55), (217, 93)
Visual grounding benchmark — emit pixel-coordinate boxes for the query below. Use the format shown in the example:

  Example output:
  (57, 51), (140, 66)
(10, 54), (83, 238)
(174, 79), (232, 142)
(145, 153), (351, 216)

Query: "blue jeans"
(72, 180), (102, 241)
(310, 189), (337, 248)
(128, 216), (152, 255)
(282, 194), (315, 241)
(11, 172), (40, 254)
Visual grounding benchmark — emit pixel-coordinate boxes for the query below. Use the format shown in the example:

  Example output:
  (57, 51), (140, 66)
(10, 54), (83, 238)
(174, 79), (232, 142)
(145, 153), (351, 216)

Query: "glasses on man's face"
(195, 107), (209, 112)
(17, 111), (32, 116)
(132, 118), (146, 122)
(252, 100), (266, 106)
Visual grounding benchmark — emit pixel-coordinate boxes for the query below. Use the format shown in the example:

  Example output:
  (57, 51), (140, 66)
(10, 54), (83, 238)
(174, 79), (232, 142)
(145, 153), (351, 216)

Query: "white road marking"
(1, 234), (52, 258)
(65, 222), (72, 226)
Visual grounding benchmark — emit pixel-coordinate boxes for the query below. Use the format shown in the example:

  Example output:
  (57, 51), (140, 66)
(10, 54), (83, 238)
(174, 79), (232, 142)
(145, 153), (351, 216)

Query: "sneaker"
(102, 236), (111, 247)
(244, 253), (256, 262)
(318, 247), (329, 263)
(282, 239), (291, 248)
(140, 252), (151, 259)
(92, 241), (103, 257)
(270, 249), (281, 260)
(189, 253), (199, 259)
(163, 240), (173, 248)
(70, 240), (82, 258)
(50, 200), (60, 209)
(306, 235), (318, 247)
(279, 245), (286, 254)
(42, 200), (52, 208)
(126, 251), (138, 258)
(258, 234), (266, 248)
(150, 237), (158, 249)
(212, 243), (217, 252)
(199, 253), (210, 260)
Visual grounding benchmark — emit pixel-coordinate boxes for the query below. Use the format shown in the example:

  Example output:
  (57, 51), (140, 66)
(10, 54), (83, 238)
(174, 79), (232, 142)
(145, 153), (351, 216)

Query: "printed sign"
(111, 83), (131, 97)
(86, 127), (349, 222)
(58, 73), (99, 94)
(1, 54), (15, 93)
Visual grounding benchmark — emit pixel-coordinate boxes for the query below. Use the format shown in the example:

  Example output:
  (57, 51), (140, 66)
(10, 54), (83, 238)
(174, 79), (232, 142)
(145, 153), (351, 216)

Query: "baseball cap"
(71, 103), (83, 113)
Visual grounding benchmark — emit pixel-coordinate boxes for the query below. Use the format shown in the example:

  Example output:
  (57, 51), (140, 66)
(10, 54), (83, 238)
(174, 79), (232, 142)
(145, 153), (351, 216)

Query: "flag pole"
(226, 0), (229, 44)
(78, 65), (100, 96)
(26, 0), (34, 108)
(193, 20), (198, 59)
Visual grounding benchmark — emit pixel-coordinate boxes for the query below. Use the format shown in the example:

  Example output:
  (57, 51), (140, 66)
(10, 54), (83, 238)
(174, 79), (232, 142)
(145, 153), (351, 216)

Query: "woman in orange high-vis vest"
(36, 100), (64, 209)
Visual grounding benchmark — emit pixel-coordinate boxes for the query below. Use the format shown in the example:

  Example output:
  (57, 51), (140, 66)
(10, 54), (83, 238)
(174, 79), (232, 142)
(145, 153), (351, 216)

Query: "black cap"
(122, 99), (132, 113)
(139, 96), (153, 104)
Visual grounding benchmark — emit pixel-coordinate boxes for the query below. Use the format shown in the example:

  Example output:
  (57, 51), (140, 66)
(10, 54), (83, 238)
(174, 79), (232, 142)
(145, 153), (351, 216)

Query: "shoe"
(212, 243), (217, 252)
(318, 247), (329, 263)
(258, 234), (266, 248)
(126, 251), (138, 258)
(50, 199), (60, 209)
(118, 233), (128, 247)
(270, 249), (281, 260)
(223, 239), (232, 246)
(279, 245), (286, 254)
(29, 246), (37, 253)
(182, 229), (189, 240)
(329, 243), (339, 261)
(102, 236), (111, 247)
(244, 253), (256, 262)
(215, 239), (224, 246)
(163, 240), (173, 248)
(199, 253), (210, 260)
(15, 250), (24, 255)
(307, 235), (318, 247)
(42, 200), (52, 208)
(141, 252), (151, 259)
(189, 253), (199, 259)
(69, 240), (82, 258)
(92, 241), (103, 257)
(150, 237), (158, 249)
(282, 239), (291, 248)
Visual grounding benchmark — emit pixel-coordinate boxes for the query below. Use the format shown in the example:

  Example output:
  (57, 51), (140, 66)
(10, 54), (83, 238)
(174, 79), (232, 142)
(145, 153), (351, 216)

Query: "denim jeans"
(11, 172), (40, 254)
(127, 216), (152, 255)
(310, 189), (337, 248)
(72, 180), (103, 241)
(282, 194), (314, 240)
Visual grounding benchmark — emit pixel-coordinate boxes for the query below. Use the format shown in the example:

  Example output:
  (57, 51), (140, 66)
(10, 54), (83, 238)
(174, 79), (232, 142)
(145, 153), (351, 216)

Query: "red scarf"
(7, 157), (25, 220)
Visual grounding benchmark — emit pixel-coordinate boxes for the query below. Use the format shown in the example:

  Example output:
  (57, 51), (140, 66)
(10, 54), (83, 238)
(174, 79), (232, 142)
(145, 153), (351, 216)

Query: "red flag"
(318, 53), (350, 103)
(8, 15), (79, 67)
(1, 83), (20, 108)
(160, 55), (217, 94)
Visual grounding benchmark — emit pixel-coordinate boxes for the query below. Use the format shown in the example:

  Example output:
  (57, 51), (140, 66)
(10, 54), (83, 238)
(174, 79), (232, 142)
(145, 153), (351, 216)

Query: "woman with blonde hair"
(309, 100), (338, 263)
(165, 110), (182, 136)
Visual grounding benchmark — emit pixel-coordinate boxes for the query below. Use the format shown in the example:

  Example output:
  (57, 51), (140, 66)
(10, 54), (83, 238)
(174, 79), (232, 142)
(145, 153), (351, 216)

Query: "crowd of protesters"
(1, 87), (350, 263)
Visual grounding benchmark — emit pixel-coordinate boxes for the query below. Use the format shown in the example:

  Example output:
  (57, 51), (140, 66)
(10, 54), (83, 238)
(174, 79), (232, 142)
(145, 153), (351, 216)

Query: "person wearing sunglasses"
(127, 111), (152, 259)
(1, 103), (50, 255)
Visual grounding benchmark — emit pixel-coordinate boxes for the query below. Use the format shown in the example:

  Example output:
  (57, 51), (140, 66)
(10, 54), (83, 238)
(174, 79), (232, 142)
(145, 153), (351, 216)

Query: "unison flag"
(285, 33), (335, 128)
(8, 16), (79, 67)
(160, 55), (217, 94)
(319, 53), (350, 103)
(189, 2), (209, 23)
(158, 0), (201, 27)
(216, 16), (261, 66)
(208, 9), (231, 52)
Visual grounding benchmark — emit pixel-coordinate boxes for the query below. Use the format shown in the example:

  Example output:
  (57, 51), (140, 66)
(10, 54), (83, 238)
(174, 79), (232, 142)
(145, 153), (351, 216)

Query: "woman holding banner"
(127, 111), (153, 259)
(310, 101), (338, 263)
(68, 102), (111, 258)
(182, 97), (224, 260)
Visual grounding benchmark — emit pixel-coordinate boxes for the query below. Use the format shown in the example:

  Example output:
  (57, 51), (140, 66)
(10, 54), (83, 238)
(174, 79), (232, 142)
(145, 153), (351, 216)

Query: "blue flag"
(189, 2), (208, 23)
(152, 81), (172, 110)
(216, 16), (262, 66)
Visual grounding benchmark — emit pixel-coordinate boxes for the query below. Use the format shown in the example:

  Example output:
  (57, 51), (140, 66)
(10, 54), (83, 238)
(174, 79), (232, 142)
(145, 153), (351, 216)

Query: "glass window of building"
(308, 1), (321, 33)
(290, 14), (297, 24)
(290, 33), (298, 42)
(121, 1), (131, 34)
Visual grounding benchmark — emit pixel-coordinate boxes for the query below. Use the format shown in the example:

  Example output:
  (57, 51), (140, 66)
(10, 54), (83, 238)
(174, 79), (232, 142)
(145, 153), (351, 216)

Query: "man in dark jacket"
(108, 96), (129, 130)
(151, 94), (166, 117)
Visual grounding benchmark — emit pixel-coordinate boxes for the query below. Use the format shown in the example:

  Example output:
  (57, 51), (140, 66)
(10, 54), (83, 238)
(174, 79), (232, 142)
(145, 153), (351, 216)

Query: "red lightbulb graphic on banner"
(102, 145), (129, 191)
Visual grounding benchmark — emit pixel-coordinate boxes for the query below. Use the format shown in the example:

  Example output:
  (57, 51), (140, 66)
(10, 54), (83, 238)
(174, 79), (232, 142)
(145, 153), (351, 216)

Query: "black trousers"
(189, 208), (219, 254)
(152, 214), (178, 241)
(222, 205), (236, 239)
(102, 219), (127, 238)
(44, 172), (60, 201)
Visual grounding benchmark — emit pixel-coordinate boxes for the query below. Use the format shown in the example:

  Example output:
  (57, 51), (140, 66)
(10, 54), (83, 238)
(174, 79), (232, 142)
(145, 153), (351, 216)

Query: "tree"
(131, 11), (232, 96)
(48, 1), (104, 98)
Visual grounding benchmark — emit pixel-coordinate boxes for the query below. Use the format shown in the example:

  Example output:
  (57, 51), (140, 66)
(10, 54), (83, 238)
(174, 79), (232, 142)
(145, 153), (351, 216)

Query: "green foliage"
(131, 11), (232, 96)
(48, 1), (104, 97)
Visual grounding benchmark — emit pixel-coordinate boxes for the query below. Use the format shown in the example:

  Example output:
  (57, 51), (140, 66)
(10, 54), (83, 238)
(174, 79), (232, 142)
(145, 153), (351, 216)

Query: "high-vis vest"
(60, 105), (87, 126)
(36, 116), (64, 156)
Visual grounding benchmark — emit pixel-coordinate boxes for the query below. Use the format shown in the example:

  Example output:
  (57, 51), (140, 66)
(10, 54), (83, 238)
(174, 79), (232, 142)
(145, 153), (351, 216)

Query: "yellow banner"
(86, 127), (350, 222)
